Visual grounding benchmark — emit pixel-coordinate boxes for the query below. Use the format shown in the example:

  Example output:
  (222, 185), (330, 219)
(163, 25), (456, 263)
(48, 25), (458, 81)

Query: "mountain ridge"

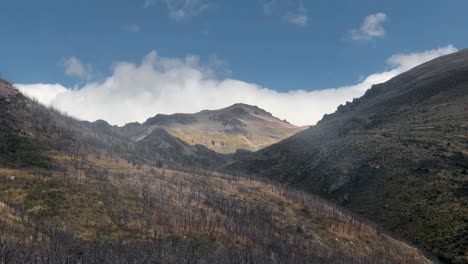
(102, 103), (307, 154)
(225, 49), (468, 264)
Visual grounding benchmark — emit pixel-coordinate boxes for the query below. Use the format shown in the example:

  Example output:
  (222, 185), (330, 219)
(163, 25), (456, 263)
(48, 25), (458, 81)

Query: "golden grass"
(0, 153), (431, 263)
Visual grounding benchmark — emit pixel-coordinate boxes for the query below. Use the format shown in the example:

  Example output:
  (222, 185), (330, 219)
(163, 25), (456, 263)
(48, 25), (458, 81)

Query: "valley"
(2, 50), (468, 264)
(0, 76), (434, 263)
(3, 2), (467, 263)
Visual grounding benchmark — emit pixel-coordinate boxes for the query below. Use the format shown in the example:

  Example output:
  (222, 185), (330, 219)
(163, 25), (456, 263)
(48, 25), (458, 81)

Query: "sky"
(1, 0), (467, 126)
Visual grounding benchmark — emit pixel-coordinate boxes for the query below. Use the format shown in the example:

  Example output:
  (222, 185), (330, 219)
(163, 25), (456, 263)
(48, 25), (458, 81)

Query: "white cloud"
(284, 3), (308, 26)
(262, 0), (308, 26)
(350, 13), (388, 41)
(144, 0), (208, 21)
(386, 45), (458, 71)
(16, 45), (457, 127)
(123, 23), (141, 33)
(60, 56), (92, 78)
(14, 83), (68, 105)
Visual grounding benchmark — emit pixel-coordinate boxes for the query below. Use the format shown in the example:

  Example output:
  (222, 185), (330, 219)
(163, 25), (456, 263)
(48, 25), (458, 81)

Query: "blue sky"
(3, 0), (466, 125)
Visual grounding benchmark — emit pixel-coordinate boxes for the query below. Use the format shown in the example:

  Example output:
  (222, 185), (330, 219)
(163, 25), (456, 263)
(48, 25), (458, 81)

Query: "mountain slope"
(115, 103), (306, 154)
(226, 49), (468, 263)
(0, 158), (433, 263)
(0, 78), (228, 171)
(0, 78), (433, 263)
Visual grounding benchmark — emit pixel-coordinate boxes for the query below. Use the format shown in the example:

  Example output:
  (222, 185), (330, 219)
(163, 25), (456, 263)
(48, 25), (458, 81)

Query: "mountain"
(226, 49), (468, 263)
(113, 103), (306, 154)
(0, 77), (228, 171)
(0, 78), (432, 263)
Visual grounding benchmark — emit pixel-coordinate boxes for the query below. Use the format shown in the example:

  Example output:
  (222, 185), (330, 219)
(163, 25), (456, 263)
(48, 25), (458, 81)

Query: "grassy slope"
(132, 104), (306, 154)
(0, 153), (431, 263)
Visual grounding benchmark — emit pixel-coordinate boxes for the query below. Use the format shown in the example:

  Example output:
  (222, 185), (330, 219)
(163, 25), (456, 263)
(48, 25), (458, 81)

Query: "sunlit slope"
(116, 103), (306, 153)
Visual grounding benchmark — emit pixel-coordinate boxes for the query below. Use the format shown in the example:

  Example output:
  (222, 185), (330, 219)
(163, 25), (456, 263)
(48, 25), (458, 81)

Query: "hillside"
(226, 49), (468, 263)
(0, 78), (432, 263)
(112, 103), (306, 154)
(0, 156), (432, 263)
(0, 78), (228, 171)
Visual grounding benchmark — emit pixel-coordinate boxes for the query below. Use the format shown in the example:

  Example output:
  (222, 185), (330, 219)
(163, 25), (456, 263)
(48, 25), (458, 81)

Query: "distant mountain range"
(226, 49), (468, 264)
(93, 103), (306, 154)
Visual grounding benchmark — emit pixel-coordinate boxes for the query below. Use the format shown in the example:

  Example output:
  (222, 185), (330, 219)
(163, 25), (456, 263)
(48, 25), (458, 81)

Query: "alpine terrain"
(0, 78), (432, 263)
(103, 103), (306, 154)
(227, 49), (468, 264)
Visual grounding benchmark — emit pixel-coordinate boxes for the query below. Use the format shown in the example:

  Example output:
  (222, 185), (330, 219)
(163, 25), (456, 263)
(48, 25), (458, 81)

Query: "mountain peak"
(224, 103), (274, 117)
(227, 103), (257, 109)
(114, 103), (305, 153)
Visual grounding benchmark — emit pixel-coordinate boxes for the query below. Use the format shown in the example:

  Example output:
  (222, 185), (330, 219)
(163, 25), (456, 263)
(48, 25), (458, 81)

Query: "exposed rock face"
(226, 49), (468, 264)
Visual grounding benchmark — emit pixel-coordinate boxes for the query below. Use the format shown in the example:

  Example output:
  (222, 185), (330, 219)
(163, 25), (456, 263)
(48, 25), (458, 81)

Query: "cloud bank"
(15, 83), (68, 105)
(350, 13), (388, 41)
(16, 45), (457, 127)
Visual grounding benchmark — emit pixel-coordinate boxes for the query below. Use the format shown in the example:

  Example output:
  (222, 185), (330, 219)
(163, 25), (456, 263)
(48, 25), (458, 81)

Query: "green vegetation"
(0, 134), (50, 168)
(23, 180), (67, 220)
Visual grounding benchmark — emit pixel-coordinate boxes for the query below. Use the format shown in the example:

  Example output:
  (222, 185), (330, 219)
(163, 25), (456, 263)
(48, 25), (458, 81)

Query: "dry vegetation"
(0, 78), (434, 263)
(0, 153), (432, 263)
